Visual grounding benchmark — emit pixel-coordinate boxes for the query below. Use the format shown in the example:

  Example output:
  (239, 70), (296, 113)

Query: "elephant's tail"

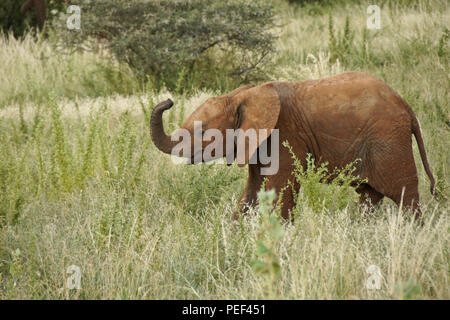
(411, 116), (436, 197)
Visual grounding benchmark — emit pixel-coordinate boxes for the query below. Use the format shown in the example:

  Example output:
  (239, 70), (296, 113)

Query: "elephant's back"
(298, 71), (411, 122)
(291, 72), (413, 158)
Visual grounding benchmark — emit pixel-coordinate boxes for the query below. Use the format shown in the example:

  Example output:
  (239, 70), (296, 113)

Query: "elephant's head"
(150, 84), (281, 169)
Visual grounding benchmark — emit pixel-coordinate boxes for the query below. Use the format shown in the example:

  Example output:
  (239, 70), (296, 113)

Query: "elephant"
(150, 71), (435, 220)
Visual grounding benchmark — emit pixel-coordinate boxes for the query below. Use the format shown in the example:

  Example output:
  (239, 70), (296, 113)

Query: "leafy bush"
(50, 0), (276, 93)
(327, 13), (385, 68)
(284, 142), (365, 216)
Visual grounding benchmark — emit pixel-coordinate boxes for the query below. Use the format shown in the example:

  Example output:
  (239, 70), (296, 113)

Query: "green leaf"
(270, 223), (284, 240)
(271, 261), (281, 276)
(250, 259), (267, 273)
(256, 240), (270, 256)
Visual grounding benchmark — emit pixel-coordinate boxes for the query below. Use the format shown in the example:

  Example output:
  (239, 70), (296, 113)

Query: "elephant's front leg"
(233, 165), (265, 220)
(264, 172), (298, 220)
(233, 164), (298, 221)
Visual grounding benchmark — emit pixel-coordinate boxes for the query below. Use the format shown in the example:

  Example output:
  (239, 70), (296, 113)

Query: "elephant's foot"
(232, 201), (255, 220)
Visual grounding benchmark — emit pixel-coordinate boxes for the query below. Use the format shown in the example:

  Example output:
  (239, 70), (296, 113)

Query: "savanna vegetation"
(0, 0), (448, 299)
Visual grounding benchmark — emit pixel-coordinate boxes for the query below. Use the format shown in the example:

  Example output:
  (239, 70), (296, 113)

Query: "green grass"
(0, 0), (449, 299)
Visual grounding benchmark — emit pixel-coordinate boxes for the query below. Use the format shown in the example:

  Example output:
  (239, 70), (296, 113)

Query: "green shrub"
(327, 13), (385, 68)
(284, 142), (365, 216)
(328, 14), (356, 65)
(50, 0), (276, 93)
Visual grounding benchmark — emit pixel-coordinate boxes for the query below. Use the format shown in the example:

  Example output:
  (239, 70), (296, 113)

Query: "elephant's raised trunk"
(150, 99), (178, 155)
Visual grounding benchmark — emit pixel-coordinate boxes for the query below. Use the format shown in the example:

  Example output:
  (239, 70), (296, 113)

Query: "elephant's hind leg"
(356, 183), (384, 213)
(366, 130), (422, 219)
(387, 178), (422, 220)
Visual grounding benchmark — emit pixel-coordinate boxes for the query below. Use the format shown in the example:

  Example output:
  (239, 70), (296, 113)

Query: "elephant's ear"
(232, 84), (281, 167)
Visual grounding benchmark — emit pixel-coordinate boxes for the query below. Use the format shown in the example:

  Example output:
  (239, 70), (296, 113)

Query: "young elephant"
(150, 72), (435, 220)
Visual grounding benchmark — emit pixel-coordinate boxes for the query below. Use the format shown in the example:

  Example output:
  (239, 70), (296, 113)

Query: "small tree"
(51, 0), (276, 92)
